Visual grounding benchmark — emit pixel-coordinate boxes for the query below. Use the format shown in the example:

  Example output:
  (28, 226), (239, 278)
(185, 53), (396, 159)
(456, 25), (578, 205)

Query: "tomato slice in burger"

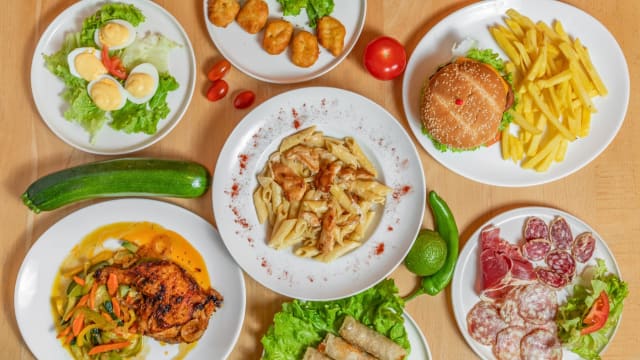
(581, 291), (610, 335)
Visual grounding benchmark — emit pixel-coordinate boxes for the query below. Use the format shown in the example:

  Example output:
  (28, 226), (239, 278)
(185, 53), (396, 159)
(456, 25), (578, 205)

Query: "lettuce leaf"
(276, 0), (334, 28)
(261, 279), (409, 360)
(556, 259), (629, 360)
(119, 33), (180, 73)
(109, 73), (178, 134)
(80, 3), (145, 47)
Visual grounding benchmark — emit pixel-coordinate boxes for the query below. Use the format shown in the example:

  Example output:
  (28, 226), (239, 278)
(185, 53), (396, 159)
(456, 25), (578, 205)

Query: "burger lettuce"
(423, 47), (516, 152)
(261, 279), (409, 360)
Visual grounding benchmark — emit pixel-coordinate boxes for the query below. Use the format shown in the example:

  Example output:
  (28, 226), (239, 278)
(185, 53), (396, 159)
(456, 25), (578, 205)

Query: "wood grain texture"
(1, 1), (638, 359)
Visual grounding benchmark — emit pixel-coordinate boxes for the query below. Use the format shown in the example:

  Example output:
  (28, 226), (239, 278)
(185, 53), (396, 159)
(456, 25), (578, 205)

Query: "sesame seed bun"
(420, 58), (512, 150)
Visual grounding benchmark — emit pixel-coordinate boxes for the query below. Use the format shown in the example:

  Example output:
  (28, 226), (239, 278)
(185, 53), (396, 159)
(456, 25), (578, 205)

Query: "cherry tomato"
(206, 79), (229, 102)
(581, 291), (610, 335)
(233, 90), (255, 109)
(207, 59), (231, 81)
(363, 36), (407, 80)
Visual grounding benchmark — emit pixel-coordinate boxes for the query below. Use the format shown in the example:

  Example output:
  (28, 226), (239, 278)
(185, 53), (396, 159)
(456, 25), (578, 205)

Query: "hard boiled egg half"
(67, 47), (107, 81)
(124, 63), (159, 104)
(94, 19), (136, 50)
(87, 75), (127, 111)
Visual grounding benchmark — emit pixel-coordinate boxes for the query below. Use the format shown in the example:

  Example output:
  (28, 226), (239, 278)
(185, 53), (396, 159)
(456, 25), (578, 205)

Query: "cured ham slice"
(480, 225), (536, 299)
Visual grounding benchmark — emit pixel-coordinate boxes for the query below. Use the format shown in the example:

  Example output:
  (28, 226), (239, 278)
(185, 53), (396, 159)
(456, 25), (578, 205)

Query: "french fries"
(490, 9), (607, 172)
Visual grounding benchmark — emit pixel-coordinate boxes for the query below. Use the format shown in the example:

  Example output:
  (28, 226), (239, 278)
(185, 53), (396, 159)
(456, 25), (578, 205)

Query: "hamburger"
(420, 48), (515, 151)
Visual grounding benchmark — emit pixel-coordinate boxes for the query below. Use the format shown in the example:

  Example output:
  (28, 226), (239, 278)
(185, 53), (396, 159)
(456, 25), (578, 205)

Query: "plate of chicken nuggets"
(204, 0), (366, 83)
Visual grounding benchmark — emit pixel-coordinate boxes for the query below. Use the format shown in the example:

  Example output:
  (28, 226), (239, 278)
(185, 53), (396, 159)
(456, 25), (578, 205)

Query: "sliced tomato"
(101, 46), (127, 79)
(581, 291), (610, 335)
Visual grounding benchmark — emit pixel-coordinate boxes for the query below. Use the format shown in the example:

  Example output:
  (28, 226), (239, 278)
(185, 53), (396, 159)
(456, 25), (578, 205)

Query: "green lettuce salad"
(43, 3), (180, 142)
(557, 259), (629, 360)
(261, 279), (409, 360)
(276, 0), (334, 28)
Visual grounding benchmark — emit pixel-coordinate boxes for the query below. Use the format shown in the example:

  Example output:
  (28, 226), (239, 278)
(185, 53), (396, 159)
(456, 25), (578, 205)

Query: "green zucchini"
(21, 158), (210, 213)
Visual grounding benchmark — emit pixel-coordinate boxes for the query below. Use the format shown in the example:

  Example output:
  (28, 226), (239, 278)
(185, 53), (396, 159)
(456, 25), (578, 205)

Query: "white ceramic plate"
(14, 199), (245, 360)
(31, 0), (196, 154)
(212, 87), (425, 300)
(405, 311), (433, 360)
(451, 206), (622, 359)
(401, 0), (629, 187)
(203, 0), (366, 83)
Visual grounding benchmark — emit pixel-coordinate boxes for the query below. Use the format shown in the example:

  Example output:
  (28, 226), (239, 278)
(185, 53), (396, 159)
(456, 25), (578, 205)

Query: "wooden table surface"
(2, 0), (638, 359)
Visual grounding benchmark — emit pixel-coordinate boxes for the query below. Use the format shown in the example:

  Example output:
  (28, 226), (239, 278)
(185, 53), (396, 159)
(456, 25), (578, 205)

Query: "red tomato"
(207, 59), (231, 81)
(363, 36), (407, 80)
(581, 291), (610, 335)
(233, 90), (255, 109)
(101, 46), (127, 79)
(206, 79), (229, 102)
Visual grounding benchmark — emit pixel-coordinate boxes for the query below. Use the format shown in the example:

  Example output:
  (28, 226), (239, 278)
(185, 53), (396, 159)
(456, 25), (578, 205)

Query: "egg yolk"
(99, 22), (130, 47)
(125, 72), (155, 99)
(74, 51), (107, 81)
(90, 78), (123, 111)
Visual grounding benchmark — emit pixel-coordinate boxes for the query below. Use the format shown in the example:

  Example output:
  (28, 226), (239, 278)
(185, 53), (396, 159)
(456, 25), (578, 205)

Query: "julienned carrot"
(72, 275), (85, 286)
(112, 298), (121, 319)
(87, 341), (131, 355)
(72, 312), (85, 336)
(64, 294), (89, 321)
(89, 282), (98, 310)
(101, 312), (113, 322)
(64, 332), (75, 344)
(107, 273), (118, 296)
(57, 326), (71, 339)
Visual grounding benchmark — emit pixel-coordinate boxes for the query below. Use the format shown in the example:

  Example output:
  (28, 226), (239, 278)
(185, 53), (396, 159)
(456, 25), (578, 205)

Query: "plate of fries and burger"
(402, 0), (629, 187)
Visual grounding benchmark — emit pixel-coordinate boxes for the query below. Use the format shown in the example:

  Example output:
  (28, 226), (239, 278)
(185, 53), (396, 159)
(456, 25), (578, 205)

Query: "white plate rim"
(212, 86), (426, 300)
(451, 206), (622, 359)
(14, 198), (245, 360)
(401, 0), (630, 187)
(404, 311), (433, 360)
(203, 0), (367, 84)
(30, 0), (196, 155)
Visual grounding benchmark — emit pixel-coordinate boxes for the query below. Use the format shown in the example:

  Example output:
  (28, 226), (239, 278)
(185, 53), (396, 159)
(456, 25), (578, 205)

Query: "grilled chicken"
(96, 260), (223, 343)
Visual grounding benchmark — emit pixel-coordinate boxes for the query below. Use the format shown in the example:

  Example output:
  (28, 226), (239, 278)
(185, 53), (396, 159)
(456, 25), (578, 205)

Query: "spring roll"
(339, 316), (407, 360)
(318, 333), (378, 360)
(303, 347), (333, 360)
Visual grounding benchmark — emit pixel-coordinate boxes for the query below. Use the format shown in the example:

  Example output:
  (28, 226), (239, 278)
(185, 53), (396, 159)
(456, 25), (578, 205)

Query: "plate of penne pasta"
(212, 87), (426, 300)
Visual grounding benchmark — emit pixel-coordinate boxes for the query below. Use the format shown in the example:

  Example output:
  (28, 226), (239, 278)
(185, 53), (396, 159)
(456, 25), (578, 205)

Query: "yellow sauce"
(74, 51), (107, 81)
(90, 78), (123, 111)
(126, 72), (155, 98)
(52, 222), (211, 359)
(99, 22), (131, 47)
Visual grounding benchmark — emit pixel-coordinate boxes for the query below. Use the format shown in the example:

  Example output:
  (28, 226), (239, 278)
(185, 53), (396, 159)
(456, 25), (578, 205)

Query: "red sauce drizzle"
(392, 185), (412, 200)
(238, 154), (249, 174)
(230, 182), (240, 198)
(387, 226), (394, 232)
(292, 108), (301, 129)
(375, 243), (385, 255)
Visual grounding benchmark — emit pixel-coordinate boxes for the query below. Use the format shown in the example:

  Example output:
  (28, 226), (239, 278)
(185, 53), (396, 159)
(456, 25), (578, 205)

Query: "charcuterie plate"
(451, 207), (621, 359)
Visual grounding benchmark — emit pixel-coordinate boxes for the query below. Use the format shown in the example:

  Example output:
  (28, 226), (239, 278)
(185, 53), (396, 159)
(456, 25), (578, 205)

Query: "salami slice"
(536, 267), (571, 289)
(467, 301), (507, 345)
(517, 284), (557, 325)
(520, 329), (562, 360)
(526, 320), (558, 337)
(499, 298), (525, 326)
(549, 216), (573, 250)
(523, 217), (549, 241)
(522, 238), (552, 261)
(493, 326), (527, 360)
(546, 249), (576, 276)
(572, 232), (596, 263)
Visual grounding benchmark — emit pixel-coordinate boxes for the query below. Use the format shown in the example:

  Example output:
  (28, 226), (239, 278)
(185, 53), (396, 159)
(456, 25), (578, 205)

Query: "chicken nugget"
(208, 0), (240, 28)
(317, 16), (346, 56)
(236, 0), (269, 34)
(291, 30), (319, 68)
(263, 20), (294, 55)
